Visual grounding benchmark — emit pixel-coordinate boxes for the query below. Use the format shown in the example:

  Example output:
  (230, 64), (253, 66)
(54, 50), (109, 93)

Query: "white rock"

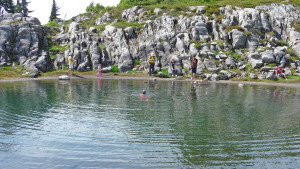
(59, 75), (70, 80)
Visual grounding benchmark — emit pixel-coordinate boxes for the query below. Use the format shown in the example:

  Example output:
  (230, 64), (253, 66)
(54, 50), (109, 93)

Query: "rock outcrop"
(1, 3), (300, 80)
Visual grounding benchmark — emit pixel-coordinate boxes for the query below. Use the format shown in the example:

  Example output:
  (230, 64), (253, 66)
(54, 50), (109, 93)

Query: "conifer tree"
(49, 0), (60, 22)
(21, 0), (32, 17)
(15, 0), (22, 13)
(1, 0), (15, 13)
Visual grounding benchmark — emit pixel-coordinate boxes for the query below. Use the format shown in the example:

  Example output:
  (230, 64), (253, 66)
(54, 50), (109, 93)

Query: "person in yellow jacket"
(67, 54), (74, 75)
(148, 55), (156, 76)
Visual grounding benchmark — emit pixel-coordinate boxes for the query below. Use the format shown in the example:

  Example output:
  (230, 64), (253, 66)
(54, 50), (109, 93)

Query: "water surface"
(0, 79), (299, 168)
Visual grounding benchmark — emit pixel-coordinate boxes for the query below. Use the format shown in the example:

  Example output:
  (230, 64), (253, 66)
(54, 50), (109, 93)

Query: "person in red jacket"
(276, 68), (287, 80)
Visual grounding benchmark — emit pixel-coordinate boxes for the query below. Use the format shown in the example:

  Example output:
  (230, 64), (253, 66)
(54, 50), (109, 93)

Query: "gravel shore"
(1, 75), (300, 89)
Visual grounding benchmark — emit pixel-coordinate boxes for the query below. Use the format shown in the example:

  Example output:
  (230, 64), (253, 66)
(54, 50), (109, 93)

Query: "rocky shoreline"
(0, 3), (300, 81)
(1, 75), (300, 89)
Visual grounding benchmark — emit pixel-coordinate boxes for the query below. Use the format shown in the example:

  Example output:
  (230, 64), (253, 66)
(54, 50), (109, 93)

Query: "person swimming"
(140, 90), (147, 98)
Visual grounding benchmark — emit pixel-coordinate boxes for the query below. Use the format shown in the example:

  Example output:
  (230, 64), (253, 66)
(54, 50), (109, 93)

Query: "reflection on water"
(0, 79), (299, 168)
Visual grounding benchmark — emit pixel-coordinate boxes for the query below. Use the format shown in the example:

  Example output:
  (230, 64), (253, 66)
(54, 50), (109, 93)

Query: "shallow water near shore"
(0, 79), (299, 168)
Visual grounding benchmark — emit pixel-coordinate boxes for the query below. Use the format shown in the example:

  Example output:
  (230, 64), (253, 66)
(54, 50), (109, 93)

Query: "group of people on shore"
(67, 53), (288, 81)
(148, 54), (198, 79)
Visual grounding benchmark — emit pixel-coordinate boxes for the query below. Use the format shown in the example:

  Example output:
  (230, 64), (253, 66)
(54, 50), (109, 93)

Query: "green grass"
(49, 42), (70, 53)
(99, 44), (105, 51)
(111, 66), (119, 72)
(225, 26), (245, 33)
(134, 60), (140, 65)
(226, 50), (241, 59)
(113, 20), (146, 29)
(162, 69), (168, 75)
(0, 66), (25, 79)
(191, 40), (207, 49)
(116, 0), (300, 11)
(44, 20), (60, 27)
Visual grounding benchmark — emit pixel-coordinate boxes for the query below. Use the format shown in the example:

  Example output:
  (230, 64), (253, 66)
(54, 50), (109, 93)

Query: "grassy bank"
(116, 0), (300, 10)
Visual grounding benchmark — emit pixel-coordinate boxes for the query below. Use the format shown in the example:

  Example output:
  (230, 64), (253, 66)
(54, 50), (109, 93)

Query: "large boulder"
(90, 41), (101, 70)
(35, 55), (47, 72)
(261, 50), (275, 63)
(118, 48), (133, 72)
(225, 57), (236, 68)
(231, 29), (246, 49)
(289, 31), (300, 56)
(95, 12), (112, 25)
(0, 25), (12, 53)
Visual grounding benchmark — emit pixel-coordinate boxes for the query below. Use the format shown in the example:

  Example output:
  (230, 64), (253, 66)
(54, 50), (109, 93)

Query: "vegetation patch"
(204, 5), (220, 16)
(225, 26), (245, 33)
(111, 65), (119, 72)
(49, 42), (70, 53)
(0, 66), (25, 79)
(45, 20), (60, 27)
(191, 40), (206, 49)
(99, 44), (105, 51)
(113, 20), (145, 29)
(292, 21), (300, 32)
(134, 60), (140, 65)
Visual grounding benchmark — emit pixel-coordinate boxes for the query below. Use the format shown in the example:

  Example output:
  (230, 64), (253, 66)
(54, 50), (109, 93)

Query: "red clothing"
(276, 68), (283, 75)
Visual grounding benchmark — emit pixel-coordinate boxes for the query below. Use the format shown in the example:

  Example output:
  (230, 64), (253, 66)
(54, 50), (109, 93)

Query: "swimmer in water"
(140, 90), (147, 98)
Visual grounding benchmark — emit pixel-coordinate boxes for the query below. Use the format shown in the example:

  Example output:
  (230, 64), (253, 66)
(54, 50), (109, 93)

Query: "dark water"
(0, 79), (299, 168)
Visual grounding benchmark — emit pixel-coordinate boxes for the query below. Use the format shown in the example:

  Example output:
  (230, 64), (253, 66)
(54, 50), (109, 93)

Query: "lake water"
(0, 79), (299, 168)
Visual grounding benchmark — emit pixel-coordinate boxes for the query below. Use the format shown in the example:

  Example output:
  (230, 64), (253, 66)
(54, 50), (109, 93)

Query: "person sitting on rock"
(276, 68), (287, 80)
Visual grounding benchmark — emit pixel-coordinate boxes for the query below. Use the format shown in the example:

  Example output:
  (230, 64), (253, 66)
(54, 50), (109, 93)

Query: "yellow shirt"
(68, 56), (73, 64)
(148, 56), (156, 63)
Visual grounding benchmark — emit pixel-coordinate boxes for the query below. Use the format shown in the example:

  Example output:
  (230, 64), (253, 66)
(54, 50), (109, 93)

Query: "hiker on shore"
(190, 55), (198, 80)
(97, 64), (102, 77)
(170, 59), (177, 77)
(67, 54), (74, 76)
(148, 54), (156, 76)
(275, 67), (288, 80)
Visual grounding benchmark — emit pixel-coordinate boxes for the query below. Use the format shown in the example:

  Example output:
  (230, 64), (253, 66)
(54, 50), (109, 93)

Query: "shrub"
(86, 2), (105, 12)
(162, 69), (168, 75)
(99, 44), (105, 51)
(134, 60), (140, 65)
(45, 20), (60, 27)
(111, 65), (119, 72)
(191, 40), (206, 49)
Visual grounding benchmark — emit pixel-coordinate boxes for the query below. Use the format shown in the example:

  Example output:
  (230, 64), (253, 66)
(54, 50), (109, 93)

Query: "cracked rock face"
(0, 3), (300, 78)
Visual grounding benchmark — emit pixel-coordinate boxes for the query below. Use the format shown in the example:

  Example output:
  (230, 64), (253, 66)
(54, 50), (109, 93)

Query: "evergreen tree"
(1, 0), (15, 13)
(49, 0), (60, 22)
(15, 0), (22, 13)
(21, 0), (32, 17)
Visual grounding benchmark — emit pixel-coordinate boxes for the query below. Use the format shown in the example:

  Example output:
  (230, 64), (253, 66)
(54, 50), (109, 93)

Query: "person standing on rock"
(67, 54), (74, 76)
(190, 55), (198, 80)
(148, 54), (156, 76)
(170, 59), (177, 77)
(97, 64), (102, 77)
